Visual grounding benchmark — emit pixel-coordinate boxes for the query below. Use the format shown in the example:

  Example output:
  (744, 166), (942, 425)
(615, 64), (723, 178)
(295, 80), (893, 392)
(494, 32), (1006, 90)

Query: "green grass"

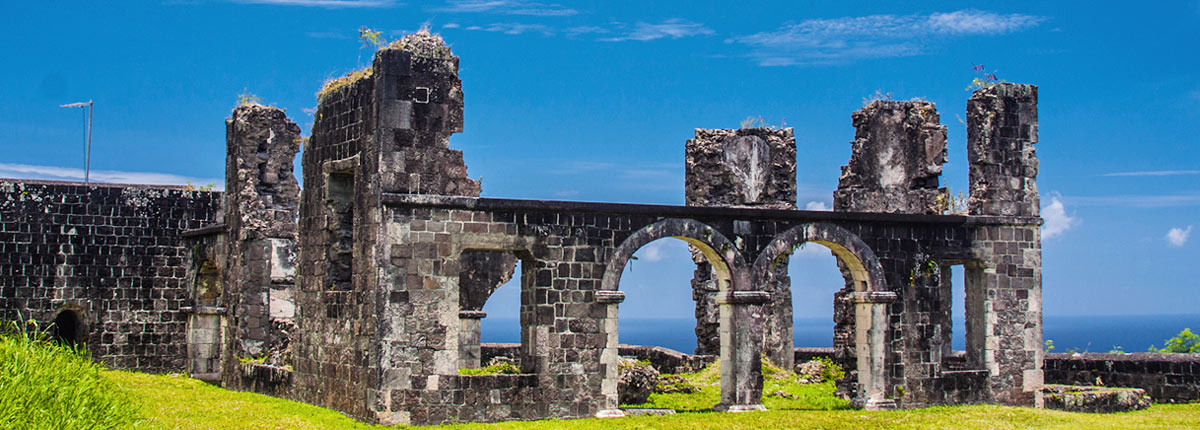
(623, 358), (849, 411)
(102, 370), (1200, 429)
(0, 320), (139, 430)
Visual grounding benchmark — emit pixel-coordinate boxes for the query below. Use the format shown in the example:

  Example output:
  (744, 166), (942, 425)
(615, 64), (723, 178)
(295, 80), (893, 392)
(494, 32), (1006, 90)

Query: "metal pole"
(85, 100), (93, 184)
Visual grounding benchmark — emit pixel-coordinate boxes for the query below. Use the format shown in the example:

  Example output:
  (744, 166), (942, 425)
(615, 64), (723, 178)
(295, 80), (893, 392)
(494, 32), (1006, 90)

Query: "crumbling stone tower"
(293, 32), (485, 422)
(219, 104), (301, 387)
(834, 100), (949, 214)
(684, 128), (796, 366)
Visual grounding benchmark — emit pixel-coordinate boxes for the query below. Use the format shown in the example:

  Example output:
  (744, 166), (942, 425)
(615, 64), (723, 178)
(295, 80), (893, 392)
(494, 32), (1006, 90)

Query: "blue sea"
(481, 314), (1200, 354)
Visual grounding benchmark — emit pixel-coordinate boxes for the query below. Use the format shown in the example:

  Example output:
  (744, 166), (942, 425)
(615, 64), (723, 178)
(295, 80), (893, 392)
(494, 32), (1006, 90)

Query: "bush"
(0, 317), (139, 429)
(1150, 328), (1200, 353)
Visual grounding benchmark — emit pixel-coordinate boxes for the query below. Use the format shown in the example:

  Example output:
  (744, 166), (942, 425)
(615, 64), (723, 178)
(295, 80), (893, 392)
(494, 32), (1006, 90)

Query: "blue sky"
(2, 1), (1199, 322)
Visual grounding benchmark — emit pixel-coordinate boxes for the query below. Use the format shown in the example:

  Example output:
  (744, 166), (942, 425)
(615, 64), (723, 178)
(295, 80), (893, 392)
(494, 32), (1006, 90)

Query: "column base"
(595, 408), (626, 418)
(714, 403), (768, 413)
(857, 397), (897, 411)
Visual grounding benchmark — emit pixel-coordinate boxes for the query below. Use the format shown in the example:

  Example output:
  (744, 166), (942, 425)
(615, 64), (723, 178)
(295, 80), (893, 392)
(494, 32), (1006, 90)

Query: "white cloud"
(433, 0), (577, 16)
(459, 22), (556, 36)
(1102, 170), (1200, 177)
(602, 19), (714, 42)
(1167, 226), (1192, 247)
(1041, 195), (1076, 239)
(547, 161), (616, 174)
(231, 0), (396, 8)
(443, 23), (462, 29)
(804, 201), (829, 211)
(730, 9), (1043, 66)
(0, 163), (224, 190)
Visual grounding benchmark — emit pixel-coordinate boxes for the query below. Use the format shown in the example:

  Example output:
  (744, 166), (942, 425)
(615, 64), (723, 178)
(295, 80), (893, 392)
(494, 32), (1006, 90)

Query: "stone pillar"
(714, 290), (771, 412)
(853, 291), (898, 410)
(595, 290), (626, 418)
(966, 83), (1043, 407)
(458, 311), (486, 369)
(833, 100), (948, 214)
(684, 128), (795, 366)
(221, 104), (300, 381)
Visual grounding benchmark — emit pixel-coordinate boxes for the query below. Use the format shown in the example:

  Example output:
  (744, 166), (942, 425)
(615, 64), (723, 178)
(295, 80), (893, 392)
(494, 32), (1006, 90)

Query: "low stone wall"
(390, 374), (543, 424)
(1044, 352), (1200, 403)
(482, 343), (715, 374)
(237, 363), (293, 398)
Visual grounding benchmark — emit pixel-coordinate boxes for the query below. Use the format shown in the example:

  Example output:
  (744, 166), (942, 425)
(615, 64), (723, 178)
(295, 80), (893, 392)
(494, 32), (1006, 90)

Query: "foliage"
(236, 88), (264, 106)
(931, 190), (969, 215)
(457, 362), (521, 376)
(0, 316), (139, 429)
(1150, 328), (1200, 353)
(358, 26), (387, 51)
(1109, 346), (1127, 355)
(739, 115), (785, 130)
(813, 356), (845, 383)
(1045, 339), (1055, 353)
(861, 89), (893, 106)
(966, 63), (1003, 91)
(183, 181), (216, 192)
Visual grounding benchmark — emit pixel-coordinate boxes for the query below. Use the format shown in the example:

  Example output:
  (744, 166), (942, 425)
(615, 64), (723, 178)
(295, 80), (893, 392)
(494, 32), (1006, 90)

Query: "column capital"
(851, 291), (897, 304)
(595, 290), (626, 304)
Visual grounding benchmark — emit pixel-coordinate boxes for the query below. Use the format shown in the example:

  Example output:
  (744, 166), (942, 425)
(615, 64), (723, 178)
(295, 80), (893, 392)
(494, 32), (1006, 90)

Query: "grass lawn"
(106, 370), (1200, 429)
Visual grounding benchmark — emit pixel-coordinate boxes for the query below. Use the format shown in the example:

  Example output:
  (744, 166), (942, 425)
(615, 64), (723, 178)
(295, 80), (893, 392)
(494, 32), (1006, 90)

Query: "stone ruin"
(0, 33), (1065, 425)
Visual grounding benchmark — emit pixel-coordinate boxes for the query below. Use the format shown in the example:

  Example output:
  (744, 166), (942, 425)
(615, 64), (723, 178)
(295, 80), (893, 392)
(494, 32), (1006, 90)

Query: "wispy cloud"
(1166, 226), (1192, 247)
(602, 19), (714, 42)
(461, 22), (555, 35)
(1041, 195), (1076, 239)
(730, 9), (1044, 66)
(0, 163), (224, 190)
(1064, 193), (1200, 208)
(432, 0), (577, 16)
(1102, 170), (1200, 177)
(231, 0), (396, 8)
(804, 201), (830, 211)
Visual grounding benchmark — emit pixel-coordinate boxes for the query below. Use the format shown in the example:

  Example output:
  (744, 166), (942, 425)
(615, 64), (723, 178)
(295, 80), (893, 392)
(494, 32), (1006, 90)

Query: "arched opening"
(598, 219), (759, 416)
(617, 238), (697, 353)
(52, 309), (84, 348)
(755, 223), (895, 410)
(786, 242), (857, 396)
(456, 250), (523, 372)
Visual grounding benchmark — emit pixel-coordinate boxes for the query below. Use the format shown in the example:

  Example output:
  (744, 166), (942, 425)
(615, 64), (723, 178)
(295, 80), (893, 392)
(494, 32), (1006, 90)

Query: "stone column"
(457, 311), (486, 369)
(595, 290), (626, 418)
(714, 290), (771, 412)
(966, 83), (1043, 407)
(853, 291), (897, 410)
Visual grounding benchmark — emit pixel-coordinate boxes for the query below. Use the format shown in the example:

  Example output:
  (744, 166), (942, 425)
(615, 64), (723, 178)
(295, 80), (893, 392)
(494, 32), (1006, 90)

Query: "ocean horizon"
(480, 314), (1200, 355)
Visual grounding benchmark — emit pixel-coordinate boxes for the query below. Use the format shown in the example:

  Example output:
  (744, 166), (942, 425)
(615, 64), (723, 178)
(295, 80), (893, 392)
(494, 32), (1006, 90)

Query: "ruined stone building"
(1, 33), (1056, 425)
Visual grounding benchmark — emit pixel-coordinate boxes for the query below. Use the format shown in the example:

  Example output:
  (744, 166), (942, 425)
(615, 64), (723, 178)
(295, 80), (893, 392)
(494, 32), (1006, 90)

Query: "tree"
(1149, 328), (1200, 353)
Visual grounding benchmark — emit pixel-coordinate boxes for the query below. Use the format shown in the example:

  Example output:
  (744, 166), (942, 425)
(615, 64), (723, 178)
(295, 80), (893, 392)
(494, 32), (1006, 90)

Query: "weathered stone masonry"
(0, 180), (220, 371)
(0, 33), (1066, 427)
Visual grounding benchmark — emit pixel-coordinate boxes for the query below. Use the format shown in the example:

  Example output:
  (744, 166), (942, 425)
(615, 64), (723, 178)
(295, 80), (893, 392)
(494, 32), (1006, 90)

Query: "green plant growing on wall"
(1044, 339), (1055, 353)
(236, 88), (263, 106)
(861, 89), (893, 106)
(1149, 328), (1200, 353)
(966, 63), (1003, 91)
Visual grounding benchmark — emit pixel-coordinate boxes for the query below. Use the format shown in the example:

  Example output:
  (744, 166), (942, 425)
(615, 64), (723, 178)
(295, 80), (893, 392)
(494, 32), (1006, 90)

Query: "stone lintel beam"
(595, 290), (626, 304)
(458, 310), (487, 319)
(851, 291), (898, 304)
(714, 291), (771, 305)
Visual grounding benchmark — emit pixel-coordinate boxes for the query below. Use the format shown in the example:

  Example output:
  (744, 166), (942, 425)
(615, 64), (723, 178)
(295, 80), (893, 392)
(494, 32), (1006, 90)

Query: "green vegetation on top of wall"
(1151, 328), (1200, 353)
(0, 318), (139, 429)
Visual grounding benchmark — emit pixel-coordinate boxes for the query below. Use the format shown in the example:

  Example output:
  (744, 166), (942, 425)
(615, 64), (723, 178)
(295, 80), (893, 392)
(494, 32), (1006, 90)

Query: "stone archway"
(753, 222), (896, 410)
(598, 218), (767, 416)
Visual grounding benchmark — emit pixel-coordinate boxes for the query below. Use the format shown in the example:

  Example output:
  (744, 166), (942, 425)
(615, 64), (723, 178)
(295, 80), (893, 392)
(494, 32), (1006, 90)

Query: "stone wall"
(1045, 352), (1200, 403)
(0, 179), (220, 371)
(834, 100), (948, 214)
(968, 84), (1039, 217)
